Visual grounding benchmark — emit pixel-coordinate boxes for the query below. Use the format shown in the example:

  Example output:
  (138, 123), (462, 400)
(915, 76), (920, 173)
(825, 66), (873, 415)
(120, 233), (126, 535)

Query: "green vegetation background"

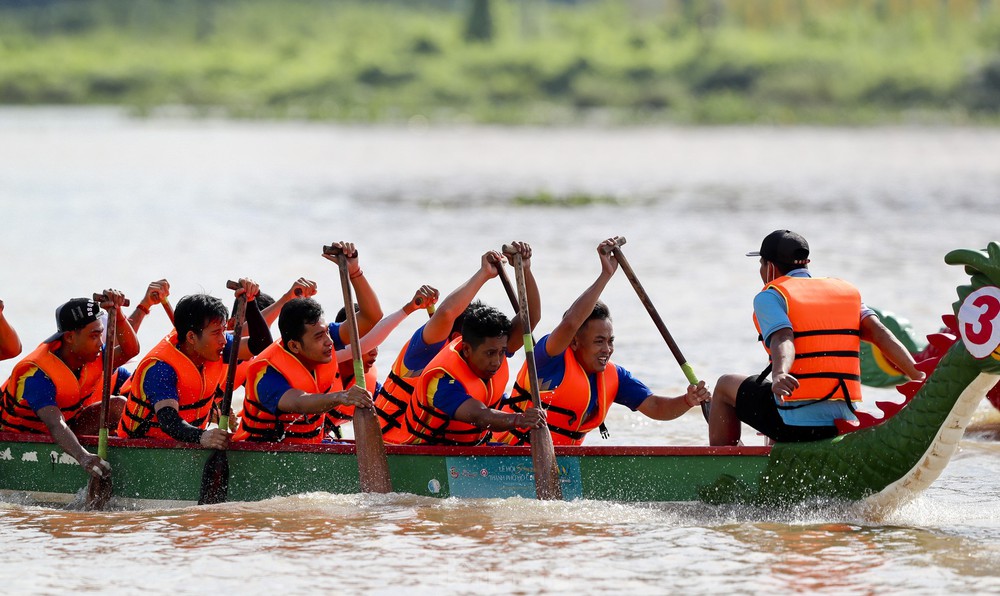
(2, 0), (1000, 125)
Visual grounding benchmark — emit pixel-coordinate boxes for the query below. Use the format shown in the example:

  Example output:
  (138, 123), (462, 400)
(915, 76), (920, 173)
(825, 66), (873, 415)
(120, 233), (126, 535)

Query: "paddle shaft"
(507, 250), (563, 501)
(220, 281), (247, 431)
(494, 258), (536, 345)
(92, 294), (118, 461)
(86, 293), (119, 510)
(161, 297), (174, 323)
(606, 239), (708, 421)
(332, 249), (392, 493)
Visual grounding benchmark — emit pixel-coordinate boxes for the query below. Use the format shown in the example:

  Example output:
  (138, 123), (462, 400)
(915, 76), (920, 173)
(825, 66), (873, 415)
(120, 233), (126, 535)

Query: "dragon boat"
(1, 244), (999, 509)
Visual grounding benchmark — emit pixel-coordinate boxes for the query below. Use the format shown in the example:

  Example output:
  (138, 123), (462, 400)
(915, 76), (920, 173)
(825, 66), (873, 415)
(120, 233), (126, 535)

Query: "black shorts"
(734, 376), (839, 443)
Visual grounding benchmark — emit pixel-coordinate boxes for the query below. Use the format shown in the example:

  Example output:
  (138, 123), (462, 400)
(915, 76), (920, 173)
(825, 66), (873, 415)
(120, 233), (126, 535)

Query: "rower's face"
(65, 320), (105, 363)
(572, 318), (614, 374)
(362, 347), (378, 372)
(290, 319), (334, 365)
(190, 318), (228, 362)
(461, 336), (507, 380)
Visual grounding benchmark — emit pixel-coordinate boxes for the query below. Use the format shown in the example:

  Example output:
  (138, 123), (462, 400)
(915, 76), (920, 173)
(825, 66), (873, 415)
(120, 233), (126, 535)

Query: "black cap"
(746, 230), (810, 266)
(44, 298), (102, 344)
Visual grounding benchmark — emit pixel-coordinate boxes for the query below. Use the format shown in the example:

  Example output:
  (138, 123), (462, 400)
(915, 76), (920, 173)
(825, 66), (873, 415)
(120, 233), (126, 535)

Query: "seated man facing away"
(2, 291), (138, 478)
(708, 230), (924, 446)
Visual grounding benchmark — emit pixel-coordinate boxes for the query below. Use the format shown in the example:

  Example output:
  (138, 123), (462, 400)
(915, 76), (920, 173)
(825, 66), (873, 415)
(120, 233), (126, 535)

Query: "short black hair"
(575, 300), (612, 333)
(279, 298), (324, 345)
(461, 301), (511, 349)
(334, 302), (360, 324)
(174, 294), (229, 340)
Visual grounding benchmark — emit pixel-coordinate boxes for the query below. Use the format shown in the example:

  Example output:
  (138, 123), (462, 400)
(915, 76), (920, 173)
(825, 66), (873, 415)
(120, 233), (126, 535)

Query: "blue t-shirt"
(399, 324), (447, 377)
(20, 364), (131, 412)
(533, 335), (653, 418)
(328, 322), (346, 351)
(426, 370), (508, 419)
(753, 269), (872, 426)
(140, 334), (235, 406)
(249, 365), (294, 415)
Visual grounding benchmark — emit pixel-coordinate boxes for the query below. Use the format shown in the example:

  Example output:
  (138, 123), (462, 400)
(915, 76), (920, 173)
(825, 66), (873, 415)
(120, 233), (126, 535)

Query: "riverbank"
(1, 0), (999, 125)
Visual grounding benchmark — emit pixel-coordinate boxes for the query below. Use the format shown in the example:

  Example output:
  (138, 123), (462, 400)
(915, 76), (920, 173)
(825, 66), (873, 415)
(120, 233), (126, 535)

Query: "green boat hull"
(0, 433), (771, 506)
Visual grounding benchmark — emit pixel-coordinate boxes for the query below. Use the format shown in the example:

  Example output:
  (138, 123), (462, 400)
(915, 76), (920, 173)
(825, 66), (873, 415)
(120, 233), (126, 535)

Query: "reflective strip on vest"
(754, 276), (863, 404)
(1, 341), (103, 434)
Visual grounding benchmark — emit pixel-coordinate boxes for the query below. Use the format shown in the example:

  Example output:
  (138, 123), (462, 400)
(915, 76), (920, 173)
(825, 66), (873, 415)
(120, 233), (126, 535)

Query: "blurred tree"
(465, 0), (493, 43)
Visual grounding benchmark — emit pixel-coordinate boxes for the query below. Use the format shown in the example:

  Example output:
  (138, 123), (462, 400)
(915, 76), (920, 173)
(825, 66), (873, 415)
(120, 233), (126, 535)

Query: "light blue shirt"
(754, 269), (874, 426)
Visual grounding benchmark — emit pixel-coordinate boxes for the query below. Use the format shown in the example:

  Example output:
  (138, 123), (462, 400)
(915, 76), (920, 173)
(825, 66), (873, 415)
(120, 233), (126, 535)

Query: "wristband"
(349, 268), (364, 280)
(137, 303), (150, 315)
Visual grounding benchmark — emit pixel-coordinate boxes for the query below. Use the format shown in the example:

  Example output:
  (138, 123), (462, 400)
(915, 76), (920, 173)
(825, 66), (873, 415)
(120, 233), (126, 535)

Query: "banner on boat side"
(958, 286), (1000, 360)
(441, 456), (582, 499)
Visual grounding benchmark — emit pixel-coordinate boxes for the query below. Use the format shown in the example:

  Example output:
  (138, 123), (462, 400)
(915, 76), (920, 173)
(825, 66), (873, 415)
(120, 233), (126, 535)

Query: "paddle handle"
(219, 280), (247, 431)
(599, 236), (627, 255)
(92, 293), (130, 308)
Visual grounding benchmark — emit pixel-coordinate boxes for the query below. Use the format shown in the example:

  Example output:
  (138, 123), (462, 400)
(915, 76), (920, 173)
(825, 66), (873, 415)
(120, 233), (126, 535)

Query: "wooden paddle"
(197, 280), (246, 505)
(85, 292), (126, 510)
(324, 244), (392, 493)
(501, 245), (562, 500)
(605, 236), (709, 421)
(160, 296), (174, 323)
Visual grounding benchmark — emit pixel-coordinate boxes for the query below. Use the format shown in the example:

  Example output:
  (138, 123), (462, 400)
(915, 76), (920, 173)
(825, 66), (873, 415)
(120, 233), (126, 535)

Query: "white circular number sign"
(958, 286), (1000, 359)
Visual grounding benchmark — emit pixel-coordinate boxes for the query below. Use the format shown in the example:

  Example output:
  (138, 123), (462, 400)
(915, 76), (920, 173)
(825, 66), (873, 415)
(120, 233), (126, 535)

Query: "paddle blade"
(198, 451), (230, 505)
(352, 408), (392, 493)
(529, 427), (563, 500)
(85, 475), (113, 511)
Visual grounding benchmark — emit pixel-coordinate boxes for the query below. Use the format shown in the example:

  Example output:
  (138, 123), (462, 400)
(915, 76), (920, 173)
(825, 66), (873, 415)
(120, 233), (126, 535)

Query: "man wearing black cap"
(708, 230), (924, 446)
(0, 291), (139, 478)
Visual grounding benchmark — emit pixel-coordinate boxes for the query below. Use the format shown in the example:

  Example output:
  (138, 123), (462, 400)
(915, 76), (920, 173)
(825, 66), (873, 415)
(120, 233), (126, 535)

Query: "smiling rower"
(493, 238), (710, 446)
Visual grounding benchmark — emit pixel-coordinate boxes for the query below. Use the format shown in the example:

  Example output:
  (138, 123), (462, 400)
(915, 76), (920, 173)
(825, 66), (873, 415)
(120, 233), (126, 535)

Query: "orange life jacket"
(754, 276), (862, 405)
(377, 335), (443, 442)
(234, 341), (342, 444)
(494, 349), (620, 446)
(117, 333), (224, 439)
(393, 338), (508, 446)
(0, 341), (104, 434)
(326, 364), (378, 426)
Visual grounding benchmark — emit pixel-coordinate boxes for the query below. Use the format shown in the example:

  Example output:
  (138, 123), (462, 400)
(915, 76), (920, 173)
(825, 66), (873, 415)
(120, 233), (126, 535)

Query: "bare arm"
(262, 278), (318, 327)
(335, 286), (437, 363)
(637, 382), (710, 421)
(0, 300), (22, 360)
(324, 242), (384, 342)
(421, 252), (499, 345)
(768, 328), (800, 399)
(861, 315), (925, 381)
(453, 397), (545, 431)
(276, 385), (374, 415)
(127, 279), (170, 333)
(36, 406), (107, 478)
(95, 289), (140, 368)
(545, 239), (620, 357)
